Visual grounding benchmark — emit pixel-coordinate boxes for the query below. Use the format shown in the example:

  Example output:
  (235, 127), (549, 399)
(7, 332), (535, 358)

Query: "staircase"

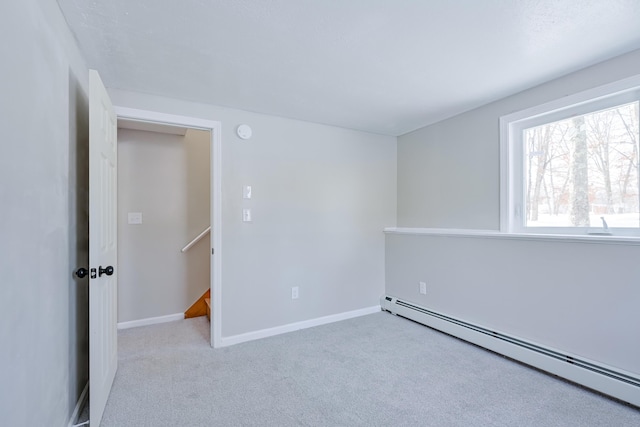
(181, 227), (211, 321)
(185, 289), (211, 321)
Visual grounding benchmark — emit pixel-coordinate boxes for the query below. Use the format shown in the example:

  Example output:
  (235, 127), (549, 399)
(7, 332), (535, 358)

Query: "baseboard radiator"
(380, 295), (640, 407)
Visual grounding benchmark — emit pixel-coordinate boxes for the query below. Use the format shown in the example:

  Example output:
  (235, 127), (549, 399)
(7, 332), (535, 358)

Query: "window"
(500, 76), (640, 236)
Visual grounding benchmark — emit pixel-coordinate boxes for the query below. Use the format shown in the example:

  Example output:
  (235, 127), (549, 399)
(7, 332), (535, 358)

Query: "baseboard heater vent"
(381, 295), (640, 407)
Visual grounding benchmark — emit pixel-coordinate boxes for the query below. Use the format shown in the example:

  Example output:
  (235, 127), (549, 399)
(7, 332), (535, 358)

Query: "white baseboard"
(117, 313), (184, 330)
(67, 381), (89, 427)
(220, 305), (381, 347)
(381, 295), (640, 407)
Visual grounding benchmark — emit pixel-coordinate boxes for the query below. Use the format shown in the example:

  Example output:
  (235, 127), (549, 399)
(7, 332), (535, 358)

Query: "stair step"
(184, 289), (211, 319)
(205, 298), (211, 321)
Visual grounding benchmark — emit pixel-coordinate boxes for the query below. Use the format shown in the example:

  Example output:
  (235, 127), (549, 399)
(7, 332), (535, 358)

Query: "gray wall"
(386, 234), (640, 374)
(118, 128), (211, 322)
(108, 89), (397, 338)
(398, 49), (640, 229)
(390, 49), (640, 376)
(0, 0), (89, 425)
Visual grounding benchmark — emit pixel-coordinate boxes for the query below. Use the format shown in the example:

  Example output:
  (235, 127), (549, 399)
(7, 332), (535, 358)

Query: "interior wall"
(389, 49), (640, 377)
(108, 88), (397, 338)
(117, 128), (211, 322)
(0, 0), (89, 425)
(386, 233), (640, 375)
(397, 48), (640, 229)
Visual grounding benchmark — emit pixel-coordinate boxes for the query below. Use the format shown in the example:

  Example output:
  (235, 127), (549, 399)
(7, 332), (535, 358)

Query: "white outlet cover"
(419, 281), (427, 294)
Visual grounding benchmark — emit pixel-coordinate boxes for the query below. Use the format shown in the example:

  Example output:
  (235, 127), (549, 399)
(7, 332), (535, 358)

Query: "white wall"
(0, 1), (89, 425)
(117, 128), (211, 322)
(109, 89), (397, 338)
(389, 49), (640, 376)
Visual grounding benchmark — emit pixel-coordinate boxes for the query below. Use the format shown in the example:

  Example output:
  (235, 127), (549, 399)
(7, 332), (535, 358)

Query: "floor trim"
(220, 305), (381, 347)
(117, 313), (184, 330)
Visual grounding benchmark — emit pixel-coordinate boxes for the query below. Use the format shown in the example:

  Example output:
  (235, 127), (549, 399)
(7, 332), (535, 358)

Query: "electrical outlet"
(291, 286), (299, 299)
(419, 281), (427, 295)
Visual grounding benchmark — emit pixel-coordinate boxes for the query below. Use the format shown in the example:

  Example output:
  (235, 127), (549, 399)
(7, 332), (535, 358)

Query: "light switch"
(128, 212), (143, 224)
(243, 185), (252, 199)
(242, 208), (252, 222)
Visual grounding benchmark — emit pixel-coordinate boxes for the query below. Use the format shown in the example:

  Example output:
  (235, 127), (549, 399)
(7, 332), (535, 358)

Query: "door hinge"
(211, 248), (214, 255)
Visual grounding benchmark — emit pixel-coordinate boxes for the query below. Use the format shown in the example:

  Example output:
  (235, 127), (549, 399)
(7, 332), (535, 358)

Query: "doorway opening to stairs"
(116, 121), (211, 335)
(114, 107), (222, 349)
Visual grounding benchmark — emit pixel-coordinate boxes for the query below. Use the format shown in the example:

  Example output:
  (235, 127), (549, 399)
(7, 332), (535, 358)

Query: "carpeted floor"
(100, 312), (640, 426)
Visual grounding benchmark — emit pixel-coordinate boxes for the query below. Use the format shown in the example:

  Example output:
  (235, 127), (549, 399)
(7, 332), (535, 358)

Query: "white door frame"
(114, 106), (223, 348)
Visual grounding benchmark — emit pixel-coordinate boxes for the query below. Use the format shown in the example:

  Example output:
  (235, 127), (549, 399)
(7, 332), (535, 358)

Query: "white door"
(89, 69), (118, 426)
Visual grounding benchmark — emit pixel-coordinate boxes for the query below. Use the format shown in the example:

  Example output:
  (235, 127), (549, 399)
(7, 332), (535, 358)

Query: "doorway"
(114, 107), (222, 348)
(116, 123), (211, 330)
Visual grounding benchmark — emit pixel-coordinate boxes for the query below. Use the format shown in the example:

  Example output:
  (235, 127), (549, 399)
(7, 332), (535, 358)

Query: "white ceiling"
(57, 0), (640, 136)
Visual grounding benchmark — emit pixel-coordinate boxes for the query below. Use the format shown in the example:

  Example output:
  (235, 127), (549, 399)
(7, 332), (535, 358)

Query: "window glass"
(500, 76), (640, 236)
(523, 101), (639, 229)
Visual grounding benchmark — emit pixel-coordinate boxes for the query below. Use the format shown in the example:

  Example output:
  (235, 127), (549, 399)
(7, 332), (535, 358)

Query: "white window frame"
(500, 74), (640, 237)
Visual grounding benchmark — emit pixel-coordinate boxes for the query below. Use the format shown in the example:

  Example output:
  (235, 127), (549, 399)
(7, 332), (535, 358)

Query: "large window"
(500, 76), (640, 236)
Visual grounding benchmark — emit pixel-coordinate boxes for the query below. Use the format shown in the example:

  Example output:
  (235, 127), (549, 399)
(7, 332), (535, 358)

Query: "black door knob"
(99, 265), (114, 277)
(75, 268), (89, 279)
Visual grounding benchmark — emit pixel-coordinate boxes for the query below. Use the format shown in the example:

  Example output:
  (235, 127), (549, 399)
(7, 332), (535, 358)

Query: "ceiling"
(56, 0), (640, 136)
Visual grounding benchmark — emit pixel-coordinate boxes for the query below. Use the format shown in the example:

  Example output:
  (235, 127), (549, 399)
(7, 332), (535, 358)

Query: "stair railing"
(181, 226), (211, 253)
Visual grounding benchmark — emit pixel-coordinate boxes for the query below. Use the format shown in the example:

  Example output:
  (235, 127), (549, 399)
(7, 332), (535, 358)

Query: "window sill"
(383, 227), (640, 246)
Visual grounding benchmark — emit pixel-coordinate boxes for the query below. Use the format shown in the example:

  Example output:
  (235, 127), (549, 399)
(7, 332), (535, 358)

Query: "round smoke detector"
(236, 124), (252, 140)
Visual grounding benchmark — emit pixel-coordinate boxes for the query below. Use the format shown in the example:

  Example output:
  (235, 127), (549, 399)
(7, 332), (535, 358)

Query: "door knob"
(75, 268), (89, 279)
(99, 265), (114, 277)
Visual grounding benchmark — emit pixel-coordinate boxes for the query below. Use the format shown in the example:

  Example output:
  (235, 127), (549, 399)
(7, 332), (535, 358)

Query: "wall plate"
(128, 212), (143, 224)
(242, 208), (252, 222)
(243, 185), (252, 199)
